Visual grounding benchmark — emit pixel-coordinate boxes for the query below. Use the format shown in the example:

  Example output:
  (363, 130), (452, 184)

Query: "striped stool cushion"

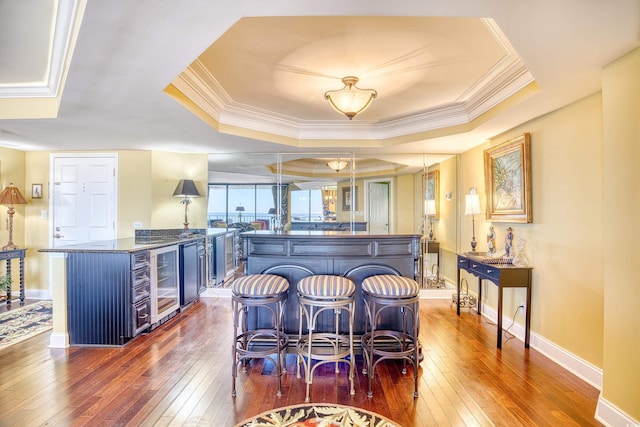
(232, 274), (289, 297)
(297, 275), (355, 298)
(362, 275), (419, 297)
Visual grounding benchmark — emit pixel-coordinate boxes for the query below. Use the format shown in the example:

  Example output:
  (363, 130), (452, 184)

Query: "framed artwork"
(342, 186), (357, 211)
(484, 133), (532, 223)
(32, 183), (43, 199)
(423, 170), (439, 219)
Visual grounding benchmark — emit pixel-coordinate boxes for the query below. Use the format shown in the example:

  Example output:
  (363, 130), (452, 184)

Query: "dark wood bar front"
(240, 231), (421, 336)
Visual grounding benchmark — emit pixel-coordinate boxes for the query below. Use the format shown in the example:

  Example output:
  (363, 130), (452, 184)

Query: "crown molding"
(0, 0), (83, 99)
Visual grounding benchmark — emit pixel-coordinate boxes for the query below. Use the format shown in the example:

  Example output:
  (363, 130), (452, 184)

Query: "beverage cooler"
(150, 245), (180, 324)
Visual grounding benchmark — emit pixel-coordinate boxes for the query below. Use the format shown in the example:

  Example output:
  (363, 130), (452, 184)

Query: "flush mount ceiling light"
(327, 159), (349, 173)
(324, 76), (377, 120)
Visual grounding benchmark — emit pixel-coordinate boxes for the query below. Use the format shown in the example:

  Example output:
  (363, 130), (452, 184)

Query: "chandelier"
(327, 159), (349, 173)
(324, 76), (377, 120)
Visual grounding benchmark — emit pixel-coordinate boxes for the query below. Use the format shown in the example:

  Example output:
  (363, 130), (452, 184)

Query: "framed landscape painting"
(484, 133), (532, 223)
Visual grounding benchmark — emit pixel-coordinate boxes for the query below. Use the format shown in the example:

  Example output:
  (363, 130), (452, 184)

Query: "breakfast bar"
(240, 230), (422, 337)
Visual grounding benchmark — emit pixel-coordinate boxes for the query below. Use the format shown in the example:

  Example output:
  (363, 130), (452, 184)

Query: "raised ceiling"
(167, 16), (535, 148)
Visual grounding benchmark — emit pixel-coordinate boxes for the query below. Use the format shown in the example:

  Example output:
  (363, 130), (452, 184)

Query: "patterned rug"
(235, 403), (400, 427)
(0, 300), (52, 350)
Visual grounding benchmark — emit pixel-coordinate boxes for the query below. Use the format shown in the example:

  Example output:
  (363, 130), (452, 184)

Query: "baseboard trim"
(25, 289), (52, 300)
(479, 303), (603, 390)
(200, 287), (232, 298)
(595, 395), (639, 427)
(49, 332), (69, 348)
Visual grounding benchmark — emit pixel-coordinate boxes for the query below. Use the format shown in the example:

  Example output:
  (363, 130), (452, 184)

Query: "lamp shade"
(268, 208), (277, 215)
(173, 179), (200, 198)
(324, 76), (377, 120)
(464, 194), (481, 215)
(235, 205), (245, 212)
(0, 183), (28, 205)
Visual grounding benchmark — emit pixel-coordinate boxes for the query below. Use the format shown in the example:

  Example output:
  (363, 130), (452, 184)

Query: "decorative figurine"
(487, 226), (496, 255)
(512, 237), (530, 266)
(504, 227), (514, 257)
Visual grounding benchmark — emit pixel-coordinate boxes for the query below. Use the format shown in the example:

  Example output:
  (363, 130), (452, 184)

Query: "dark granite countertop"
(239, 230), (421, 238)
(38, 228), (234, 254)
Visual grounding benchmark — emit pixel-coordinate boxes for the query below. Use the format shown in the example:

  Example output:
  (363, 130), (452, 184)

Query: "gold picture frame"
(422, 170), (439, 219)
(484, 133), (532, 223)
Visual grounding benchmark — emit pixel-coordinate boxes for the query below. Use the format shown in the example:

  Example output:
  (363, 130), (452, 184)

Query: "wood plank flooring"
(0, 297), (602, 426)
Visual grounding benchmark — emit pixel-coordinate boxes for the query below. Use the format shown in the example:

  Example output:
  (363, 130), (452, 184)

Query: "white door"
(51, 154), (118, 247)
(368, 181), (390, 233)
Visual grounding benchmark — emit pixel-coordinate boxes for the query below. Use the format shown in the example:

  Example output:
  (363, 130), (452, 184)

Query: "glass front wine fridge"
(150, 245), (180, 324)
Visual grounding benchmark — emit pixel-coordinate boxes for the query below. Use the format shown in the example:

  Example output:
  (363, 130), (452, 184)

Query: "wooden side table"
(0, 248), (26, 305)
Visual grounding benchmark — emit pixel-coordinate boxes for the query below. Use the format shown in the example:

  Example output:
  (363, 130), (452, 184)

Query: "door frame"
(364, 178), (393, 233)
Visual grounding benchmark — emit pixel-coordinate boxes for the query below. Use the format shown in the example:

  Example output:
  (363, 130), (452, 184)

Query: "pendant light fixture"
(324, 76), (377, 120)
(327, 159), (349, 173)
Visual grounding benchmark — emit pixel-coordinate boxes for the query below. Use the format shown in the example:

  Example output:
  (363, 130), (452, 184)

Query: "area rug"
(235, 403), (400, 427)
(0, 300), (52, 350)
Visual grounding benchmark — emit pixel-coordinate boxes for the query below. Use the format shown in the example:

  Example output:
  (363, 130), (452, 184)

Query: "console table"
(0, 248), (26, 305)
(456, 253), (532, 348)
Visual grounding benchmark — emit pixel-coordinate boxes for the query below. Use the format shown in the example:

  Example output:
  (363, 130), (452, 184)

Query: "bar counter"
(240, 230), (421, 336)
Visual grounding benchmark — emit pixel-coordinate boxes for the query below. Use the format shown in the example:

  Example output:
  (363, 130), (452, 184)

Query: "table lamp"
(464, 188), (481, 252)
(235, 205), (245, 222)
(173, 179), (200, 237)
(0, 183), (28, 250)
(268, 207), (277, 230)
(425, 199), (436, 240)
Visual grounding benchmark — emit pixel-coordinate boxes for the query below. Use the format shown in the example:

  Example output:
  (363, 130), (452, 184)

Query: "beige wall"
(395, 174), (414, 233)
(24, 151), (51, 291)
(601, 48), (640, 420)
(150, 151), (208, 230)
(460, 92), (605, 369)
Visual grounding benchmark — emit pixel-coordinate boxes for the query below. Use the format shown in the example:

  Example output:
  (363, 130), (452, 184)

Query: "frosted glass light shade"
(324, 76), (377, 120)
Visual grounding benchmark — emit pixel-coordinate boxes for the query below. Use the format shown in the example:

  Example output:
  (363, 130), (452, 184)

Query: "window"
(207, 184), (284, 227)
(290, 189), (323, 222)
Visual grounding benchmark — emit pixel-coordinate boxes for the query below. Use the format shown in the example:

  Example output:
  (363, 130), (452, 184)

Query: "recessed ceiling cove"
(166, 16), (537, 147)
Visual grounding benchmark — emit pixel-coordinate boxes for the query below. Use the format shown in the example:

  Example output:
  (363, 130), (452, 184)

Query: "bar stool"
(361, 274), (420, 398)
(296, 274), (356, 402)
(232, 274), (289, 397)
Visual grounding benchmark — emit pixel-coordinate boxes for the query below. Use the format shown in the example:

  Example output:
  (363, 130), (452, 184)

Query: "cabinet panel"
(66, 252), (133, 346)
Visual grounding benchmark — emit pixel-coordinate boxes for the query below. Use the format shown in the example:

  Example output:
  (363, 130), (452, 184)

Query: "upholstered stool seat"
(361, 274), (420, 398)
(296, 274), (356, 402)
(232, 274), (289, 397)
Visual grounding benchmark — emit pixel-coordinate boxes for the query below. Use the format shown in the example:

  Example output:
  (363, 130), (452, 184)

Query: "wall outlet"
(133, 222), (143, 229)
(519, 301), (526, 310)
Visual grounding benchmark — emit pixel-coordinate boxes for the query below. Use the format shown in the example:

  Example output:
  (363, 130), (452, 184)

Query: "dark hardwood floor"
(0, 297), (602, 426)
